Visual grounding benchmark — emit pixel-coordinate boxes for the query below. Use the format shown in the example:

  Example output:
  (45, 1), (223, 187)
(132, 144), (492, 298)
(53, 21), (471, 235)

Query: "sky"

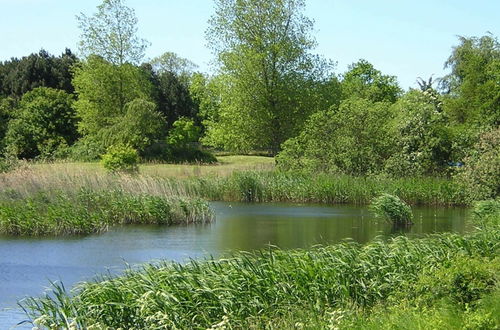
(0, 0), (499, 89)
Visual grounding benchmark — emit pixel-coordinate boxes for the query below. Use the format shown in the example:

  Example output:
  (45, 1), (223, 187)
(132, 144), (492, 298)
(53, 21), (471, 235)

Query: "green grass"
(0, 189), (213, 236)
(186, 171), (468, 206)
(24, 224), (500, 329)
(27, 155), (275, 178)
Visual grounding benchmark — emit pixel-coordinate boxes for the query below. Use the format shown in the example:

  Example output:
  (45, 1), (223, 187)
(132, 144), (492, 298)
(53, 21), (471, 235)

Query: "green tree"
(72, 56), (158, 154)
(0, 49), (77, 98)
(277, 98), (394, 175)
(73, 0), (164, 157)
(385, 90), (452, 177)
(441, 34), (500, 127)
(150, 52), (198, 82)
(167, 117), (201, 149)
(0, 97), (15, 153)
(205, 0), (334, 154)
(4, 87), (77, 159)
(76, 0), (148, 65)
(341, 59), (402, 103)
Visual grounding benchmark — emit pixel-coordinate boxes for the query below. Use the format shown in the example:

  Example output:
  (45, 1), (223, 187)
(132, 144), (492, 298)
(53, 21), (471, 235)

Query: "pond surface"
(0, 202), (469, 328)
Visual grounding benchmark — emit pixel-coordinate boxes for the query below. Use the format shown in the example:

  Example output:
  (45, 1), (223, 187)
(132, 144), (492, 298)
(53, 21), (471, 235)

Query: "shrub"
(456, 127), (500, 201)
(101, 145), (139, 173)
(0, 155), (20, 173)
(370, 193), (413, 225)
(410, 256), (499, 307)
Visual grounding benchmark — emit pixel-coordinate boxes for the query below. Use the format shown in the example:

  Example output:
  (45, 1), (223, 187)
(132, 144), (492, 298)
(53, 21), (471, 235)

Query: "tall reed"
(0, 189), (213, 236)
(21, 223), (499, 328)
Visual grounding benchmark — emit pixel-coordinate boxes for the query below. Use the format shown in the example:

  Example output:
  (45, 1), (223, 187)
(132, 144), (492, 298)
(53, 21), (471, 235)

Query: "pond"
(0, 202), (469, 328)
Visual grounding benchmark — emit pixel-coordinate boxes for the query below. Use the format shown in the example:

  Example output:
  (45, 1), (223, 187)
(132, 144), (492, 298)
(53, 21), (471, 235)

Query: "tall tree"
(205, 0), (333, 154)
(76, 0), (148, 65)
(73, 0), (164, 157)
(441, 34), (500, 127)
(144, 52), (200, 126)
(0, 49), (77, 98)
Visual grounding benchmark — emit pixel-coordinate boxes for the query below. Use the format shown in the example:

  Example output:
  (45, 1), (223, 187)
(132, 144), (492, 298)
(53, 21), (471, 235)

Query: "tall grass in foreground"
(21, 214), (499, 328)
(0, 189), (213, 236)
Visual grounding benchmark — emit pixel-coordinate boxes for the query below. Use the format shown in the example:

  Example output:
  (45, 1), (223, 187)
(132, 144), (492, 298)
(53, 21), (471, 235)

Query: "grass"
(0, 189), (213, 236)
(1, 166), (469, 207)
(188, 171), (469, 206)
(20, 210), (499, 328)
(28, 155), (275, 178)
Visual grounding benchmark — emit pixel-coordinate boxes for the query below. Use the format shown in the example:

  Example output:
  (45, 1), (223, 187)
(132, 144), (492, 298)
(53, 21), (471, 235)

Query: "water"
(0, 202), (468, 328)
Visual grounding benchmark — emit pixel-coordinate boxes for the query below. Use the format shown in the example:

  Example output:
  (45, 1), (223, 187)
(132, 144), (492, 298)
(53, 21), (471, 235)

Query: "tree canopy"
(204, 0), (334, 154)
(76, 0), (148, 65)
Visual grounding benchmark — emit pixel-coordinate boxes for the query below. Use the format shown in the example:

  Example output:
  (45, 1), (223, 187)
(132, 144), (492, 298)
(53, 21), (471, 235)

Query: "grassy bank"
(187, 171), (469, 206)
(21, 207), (499, 328)
(0, 189), (213, 236)
(1, 166), (469, 207)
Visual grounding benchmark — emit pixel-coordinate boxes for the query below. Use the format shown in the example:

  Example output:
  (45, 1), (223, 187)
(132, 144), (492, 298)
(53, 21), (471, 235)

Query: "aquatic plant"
(0, 189), (213, 236)
(370, 193), (413, 225)
(21, 222), (500, 328)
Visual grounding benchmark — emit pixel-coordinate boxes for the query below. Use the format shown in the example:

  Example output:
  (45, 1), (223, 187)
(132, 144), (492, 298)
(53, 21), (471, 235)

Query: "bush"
(409, 256), (499, 307)
(370, 193), (413, 225)
(0, 156), (19, 173)
(456, 127), (500, 201)
(101, 145), (139, 173)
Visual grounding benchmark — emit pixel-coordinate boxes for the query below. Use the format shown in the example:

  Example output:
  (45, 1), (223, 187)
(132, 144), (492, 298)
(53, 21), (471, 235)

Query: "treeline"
(0, 0), (498, 201)
(0, 49), (210, 162)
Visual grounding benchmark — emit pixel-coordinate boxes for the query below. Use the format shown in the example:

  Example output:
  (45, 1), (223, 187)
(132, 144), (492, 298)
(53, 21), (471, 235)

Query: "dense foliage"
(101, 144), (139, 173)
(0, 0), (496, 201)
(4, 87), (77, 159)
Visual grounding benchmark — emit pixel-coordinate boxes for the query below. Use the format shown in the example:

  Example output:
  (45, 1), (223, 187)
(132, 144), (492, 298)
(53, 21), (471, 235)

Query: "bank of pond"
(1, 199), (494, 328)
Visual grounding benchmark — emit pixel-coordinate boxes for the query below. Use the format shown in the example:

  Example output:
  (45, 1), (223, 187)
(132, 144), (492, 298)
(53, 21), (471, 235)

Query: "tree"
(76, 0), (148, 65)
(385, 90), (452, 177)
(341, 59), (402, 103)
(0, 97), (15, 153)
(205, 0), (334, 154)
(277, 98), (394, 175)
(4, 87), (77, 159)
(72, 56), (158, 154)
(0, 49), (77, 98)
(142, 53), (200, 127)
(150, 52), (198, 81)
(441, 34), (500, 127)
(73, 0), (164, 157)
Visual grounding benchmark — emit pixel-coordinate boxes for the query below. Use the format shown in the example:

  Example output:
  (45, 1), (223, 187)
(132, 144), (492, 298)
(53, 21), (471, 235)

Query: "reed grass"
(187, 171), (468, 206)
(1, 166), (468, 207)
(0, 189), (213, 236)
(21, 218), (499, 328)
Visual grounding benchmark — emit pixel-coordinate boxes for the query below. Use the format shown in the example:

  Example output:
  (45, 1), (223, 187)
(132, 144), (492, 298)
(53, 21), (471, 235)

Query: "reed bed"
(1, 167), (469, 207)
(0, 189), (213, 236)
(187, 171), (468, 206)
(21, 222), (499, 328)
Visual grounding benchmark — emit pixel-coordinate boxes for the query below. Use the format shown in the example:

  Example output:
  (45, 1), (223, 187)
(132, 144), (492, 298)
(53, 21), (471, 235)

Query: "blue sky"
(1, 0), (499, 89)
